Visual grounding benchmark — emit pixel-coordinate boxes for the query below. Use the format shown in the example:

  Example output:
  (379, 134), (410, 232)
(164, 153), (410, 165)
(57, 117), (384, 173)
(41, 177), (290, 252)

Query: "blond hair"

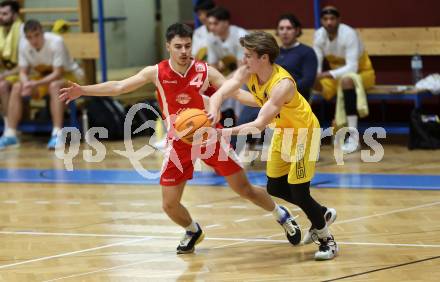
(239, 31), (279, 64)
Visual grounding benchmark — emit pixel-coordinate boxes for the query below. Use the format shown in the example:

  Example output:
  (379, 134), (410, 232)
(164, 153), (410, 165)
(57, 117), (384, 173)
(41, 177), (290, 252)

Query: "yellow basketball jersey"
(246, 64), (318, 130)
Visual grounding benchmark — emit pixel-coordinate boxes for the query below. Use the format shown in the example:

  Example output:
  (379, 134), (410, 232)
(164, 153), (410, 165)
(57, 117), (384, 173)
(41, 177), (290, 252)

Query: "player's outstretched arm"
(207, 65), (251, 122)
(223, 79), (294, 135)
(59, 65), (157, 104)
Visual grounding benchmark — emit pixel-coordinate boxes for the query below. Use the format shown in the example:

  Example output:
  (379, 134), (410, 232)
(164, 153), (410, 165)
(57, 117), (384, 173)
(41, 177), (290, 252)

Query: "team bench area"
(260, 27), (439, 134)
(5, 32), (100, 133)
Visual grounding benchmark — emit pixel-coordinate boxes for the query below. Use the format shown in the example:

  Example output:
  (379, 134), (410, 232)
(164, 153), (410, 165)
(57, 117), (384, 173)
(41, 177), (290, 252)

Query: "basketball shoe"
(177, 223), (205, 254)
(314, 235), (338, 260)
(303, 207), (337, 245)
(278, 205), (301, 245)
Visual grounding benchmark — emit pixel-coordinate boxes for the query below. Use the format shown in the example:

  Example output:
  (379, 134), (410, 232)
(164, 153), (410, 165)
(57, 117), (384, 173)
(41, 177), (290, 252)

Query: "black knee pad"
(267, 175), (290, 201)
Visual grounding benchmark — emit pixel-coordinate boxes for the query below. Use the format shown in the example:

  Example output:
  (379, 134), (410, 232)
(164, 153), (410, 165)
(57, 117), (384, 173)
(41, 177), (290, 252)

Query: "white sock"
(4, 127), (16, 137)
(346, 115), (359, 142)
(347, 115), (358, 129)
(272, 204), (287, 222)
(185, 220), (199, 233)
(52, 127), (61, 136)
(316, 225), (331, 239)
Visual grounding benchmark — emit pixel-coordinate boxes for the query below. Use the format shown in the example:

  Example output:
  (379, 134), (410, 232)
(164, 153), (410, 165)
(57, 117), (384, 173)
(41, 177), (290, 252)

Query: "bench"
(0, 0), (100, 134)
(259, 27), (439, 133)
(9, 32), (100, 133)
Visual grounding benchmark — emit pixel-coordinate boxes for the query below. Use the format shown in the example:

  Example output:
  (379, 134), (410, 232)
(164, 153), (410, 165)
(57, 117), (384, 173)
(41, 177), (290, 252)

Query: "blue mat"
(0, 169), (439, 190)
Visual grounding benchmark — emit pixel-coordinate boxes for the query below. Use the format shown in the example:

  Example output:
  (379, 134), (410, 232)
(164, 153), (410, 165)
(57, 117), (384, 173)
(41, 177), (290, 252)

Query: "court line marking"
(0, 200), (438, 241)
(205, 224), (221, 229)
(334, 201), (440, 224)
(322, 255), (440, 282)
(0, 200), (438, 271)
(42, 256), (206, 282)
(42, 257), (162, 282)
(40, 241), (440, 282)
(234, 218), (251, 223)
(0, 237), (153, 270)
(195, 204), (213, 208)
(98, 202), (114, 206)
(211, 200), (440, 248)
(230, 205), (248, 209)
(0, 230), (438, 248)
(129, 202), (147, 207)
(3, 200), (18, 204)
(35, 201), (51, 205)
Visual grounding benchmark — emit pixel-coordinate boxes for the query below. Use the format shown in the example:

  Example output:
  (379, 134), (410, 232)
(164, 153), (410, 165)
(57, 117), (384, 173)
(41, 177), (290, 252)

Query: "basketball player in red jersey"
(59, 23), (301, 254)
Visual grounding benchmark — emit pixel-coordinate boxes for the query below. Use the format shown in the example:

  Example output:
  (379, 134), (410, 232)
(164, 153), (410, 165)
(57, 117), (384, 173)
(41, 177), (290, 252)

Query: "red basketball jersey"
(155, 59), (210, 120)
(154, 60), (242, 186)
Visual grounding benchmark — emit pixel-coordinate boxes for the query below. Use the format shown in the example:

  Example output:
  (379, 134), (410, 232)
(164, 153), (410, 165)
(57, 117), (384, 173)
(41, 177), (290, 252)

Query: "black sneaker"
(314, 235), (338, 260)
(176, 223), (205, 254)
(278, 206), (301, 245)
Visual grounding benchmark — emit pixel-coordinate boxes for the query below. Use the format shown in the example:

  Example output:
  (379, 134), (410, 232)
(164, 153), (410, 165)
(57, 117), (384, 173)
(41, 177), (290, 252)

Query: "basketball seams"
(175, 113), (208, 132)
(181, 118), (211, 140)
(174, 109), (212, 144)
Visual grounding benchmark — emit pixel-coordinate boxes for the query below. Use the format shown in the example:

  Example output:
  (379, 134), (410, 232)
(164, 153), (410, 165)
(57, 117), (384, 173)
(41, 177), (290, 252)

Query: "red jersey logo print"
(176, 93), (191, 105)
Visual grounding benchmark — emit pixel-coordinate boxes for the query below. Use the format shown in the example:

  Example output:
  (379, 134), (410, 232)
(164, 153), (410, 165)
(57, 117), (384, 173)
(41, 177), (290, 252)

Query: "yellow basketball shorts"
(4, 74), (19, 84)
(319, 69), (375, 100)
(266, 118), (321, 184)
(31, 72), (78, 99)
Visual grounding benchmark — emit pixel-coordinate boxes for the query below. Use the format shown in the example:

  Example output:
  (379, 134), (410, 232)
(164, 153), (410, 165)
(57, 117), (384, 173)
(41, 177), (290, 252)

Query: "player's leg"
(265, 144), (302, 245)
(318, 77), (337, 101)
(161, 141), (204, 254)
(205, 140), (302, 245)
(340, 69), (375, 155)
(162, 181), (205, 254)
(162, 181), (191, 227)
(340, 76), (360, 153)
(267, 174), (336, 246)
(288, 181), (338, 260)
(0, 82), (23, 149)
(224, 169), (275, 211)
(286, 129), (338, 260)
(47, 79), (66, 149)
(0, 80), (12, 128)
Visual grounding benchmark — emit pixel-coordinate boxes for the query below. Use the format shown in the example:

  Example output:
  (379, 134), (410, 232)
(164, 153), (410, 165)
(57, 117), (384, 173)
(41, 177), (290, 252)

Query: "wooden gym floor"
(0, 136), (439, 281)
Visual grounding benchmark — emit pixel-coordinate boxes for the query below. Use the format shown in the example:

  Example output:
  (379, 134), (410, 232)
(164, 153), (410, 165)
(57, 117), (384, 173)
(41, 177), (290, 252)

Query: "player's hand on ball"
(206, 109), (221, 125)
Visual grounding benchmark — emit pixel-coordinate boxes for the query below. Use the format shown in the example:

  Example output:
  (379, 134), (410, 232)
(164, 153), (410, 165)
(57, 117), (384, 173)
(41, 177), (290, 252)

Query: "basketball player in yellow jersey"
(208, 31), (338, 260)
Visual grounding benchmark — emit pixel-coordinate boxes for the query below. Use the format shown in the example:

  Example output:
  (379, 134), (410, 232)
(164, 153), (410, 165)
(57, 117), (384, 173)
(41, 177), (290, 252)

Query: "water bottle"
(82, 109), (89, 140)
(411, 54), (423, 84)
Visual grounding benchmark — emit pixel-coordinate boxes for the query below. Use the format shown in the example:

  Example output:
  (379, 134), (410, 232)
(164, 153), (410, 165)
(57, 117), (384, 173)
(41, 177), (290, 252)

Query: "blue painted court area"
(0, 169), (439, 190)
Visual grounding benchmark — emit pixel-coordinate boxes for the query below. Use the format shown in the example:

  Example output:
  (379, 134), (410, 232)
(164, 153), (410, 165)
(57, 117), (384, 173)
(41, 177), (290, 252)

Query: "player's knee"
(231, 180), (254, 199)
(267, 175), (288, 198)
(162, 198), (178, 214)
(341, 77), (354, 89)
(289, 181), (311, 204)
(49, 81), (62, 94)
(11, 82), (21, 95)
(0, 80), (9, 91)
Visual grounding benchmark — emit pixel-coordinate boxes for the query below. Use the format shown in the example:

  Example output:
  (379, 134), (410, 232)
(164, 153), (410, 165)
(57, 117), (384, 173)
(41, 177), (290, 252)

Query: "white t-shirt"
(313, 23), (364, 79)
(206, 25), (248, 65)
(19, 32), (82, 78)
(192, 25), (209, 58)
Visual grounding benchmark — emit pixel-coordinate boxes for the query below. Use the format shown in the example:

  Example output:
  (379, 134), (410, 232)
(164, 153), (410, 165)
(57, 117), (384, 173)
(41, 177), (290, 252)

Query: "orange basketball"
(174, 108), (212, 145)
